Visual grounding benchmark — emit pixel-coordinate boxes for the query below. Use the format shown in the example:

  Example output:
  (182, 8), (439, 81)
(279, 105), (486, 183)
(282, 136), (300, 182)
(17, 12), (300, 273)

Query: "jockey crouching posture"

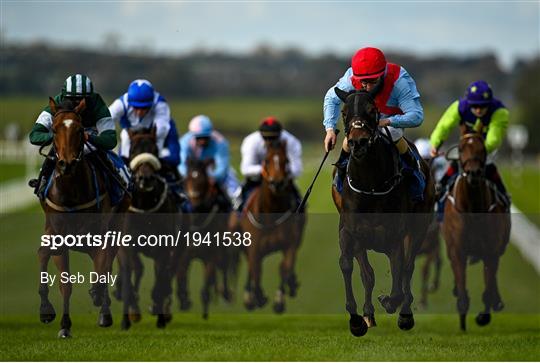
(109, 79), (183, 205)
(179, 115), (241, 211)
(29, 74), (130, 203)
(239, 117), (303, 210)
(323, 47), (426, 201)
(429, 80), (510, 218)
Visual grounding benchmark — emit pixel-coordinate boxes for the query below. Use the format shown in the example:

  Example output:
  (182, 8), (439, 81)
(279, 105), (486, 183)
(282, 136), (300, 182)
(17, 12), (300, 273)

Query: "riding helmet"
(189, 115), (213, 138)
(259, 116), (282, 138)
(127, 79), (155, 108)
(62, 74), (94, 97)
(465, 80), (493, 105)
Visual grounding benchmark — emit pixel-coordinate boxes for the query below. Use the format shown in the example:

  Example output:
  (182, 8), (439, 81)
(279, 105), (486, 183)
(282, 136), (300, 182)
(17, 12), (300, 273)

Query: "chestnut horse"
(116, 127), (181, 330)
(238, 139), (306, 313)
(332, 89), (435, 336)
(442, 133), (510, 330)
(37, 97), (130, 338)
(177, 158), (238, 319)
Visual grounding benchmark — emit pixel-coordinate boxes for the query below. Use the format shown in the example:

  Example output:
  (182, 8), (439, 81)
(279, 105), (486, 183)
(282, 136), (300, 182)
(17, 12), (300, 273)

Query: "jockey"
(429, 80), (510, 209)
(109, 79), (180, 182)
(239, 116), (303, 209)
(28, 74), (130, 203)
(414, 138), (447, 183)
(179, 115), (241, 210)
(323, 47), (425, 201)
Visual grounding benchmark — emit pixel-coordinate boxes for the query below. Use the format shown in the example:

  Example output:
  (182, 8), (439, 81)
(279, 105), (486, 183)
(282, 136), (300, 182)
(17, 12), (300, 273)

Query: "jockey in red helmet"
(323, 47), (425, 201)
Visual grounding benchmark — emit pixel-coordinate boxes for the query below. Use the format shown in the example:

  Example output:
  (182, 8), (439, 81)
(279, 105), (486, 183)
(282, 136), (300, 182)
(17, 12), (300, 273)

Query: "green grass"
(1, 314), (539, 361)
(501, 164), (540, 225)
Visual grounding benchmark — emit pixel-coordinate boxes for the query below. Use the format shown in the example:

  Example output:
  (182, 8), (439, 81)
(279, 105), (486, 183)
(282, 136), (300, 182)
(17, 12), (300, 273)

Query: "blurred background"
(1, 2), (539, 317)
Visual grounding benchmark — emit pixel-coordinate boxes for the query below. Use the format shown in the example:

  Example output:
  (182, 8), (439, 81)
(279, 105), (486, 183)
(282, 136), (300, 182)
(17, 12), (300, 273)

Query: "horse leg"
(113, 259), (123, 301)
(153, 258), (173, 328)
(92, 250), (113, 328)
(449, 249), (469, 331)
(430, 244), (442, 293)
(176, 253), (192, 311)
(117, 248), (133, 330)
(244, 250), (267, 309)
(38, 246), (56, 324)
(201, 261), (216, 320)
(129, 253), (144, 322)
(476, 256), (502, 326)
(356, 250), (376, 328)
(285, 247), (300, 298)
(52, 252), (72, 338)
(419, 253), (432, 308)
(398, 235), (418, 331)
(378, 246), (404, 314)
(339, 248), (367, 337)
(273, 249), (290, 314)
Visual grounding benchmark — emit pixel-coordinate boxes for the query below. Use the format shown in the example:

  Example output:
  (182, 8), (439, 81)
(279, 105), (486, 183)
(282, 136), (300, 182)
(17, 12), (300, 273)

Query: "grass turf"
(1, 314), (539, 361)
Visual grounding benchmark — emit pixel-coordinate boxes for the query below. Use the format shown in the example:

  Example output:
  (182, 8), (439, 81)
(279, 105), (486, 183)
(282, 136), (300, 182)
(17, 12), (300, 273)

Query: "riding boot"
(29, 154), (56, 199)
(332, 148), (350, 193)
(486, 164), (510, 208)
(400, 147), (425, 202)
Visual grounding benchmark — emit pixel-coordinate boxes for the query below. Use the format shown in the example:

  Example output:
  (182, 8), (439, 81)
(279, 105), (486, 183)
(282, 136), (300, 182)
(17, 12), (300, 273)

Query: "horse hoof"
(57, 328), (71, 338)
(164, 313), (173, 324)
(88, 288), (103, 307)
(428, 283), (439, 293)
(129, 312), (142, 323)
(475, 313), (491, 326)
(202, 312), (209, 320)
(98, 313), (113, 327)
(40, 303), (56, 324)
(156, 316), (167, 329)
(179, 300), (192, 311)
(363, 314), (377, 328)
(256, 295), (268, 308)
(349, 314), (368, 337)
(398, 314), (415, 331)
(493, 301), (505, 312)
(460, 314), (467, 331)
(377, 295), (397, 314)
(121, 318), (131, 331)
(273, 301), (285, 314)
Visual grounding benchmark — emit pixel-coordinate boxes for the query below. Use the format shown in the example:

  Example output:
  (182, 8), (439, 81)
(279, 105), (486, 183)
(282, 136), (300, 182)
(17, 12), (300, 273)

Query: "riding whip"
(296, 129), (340, 213)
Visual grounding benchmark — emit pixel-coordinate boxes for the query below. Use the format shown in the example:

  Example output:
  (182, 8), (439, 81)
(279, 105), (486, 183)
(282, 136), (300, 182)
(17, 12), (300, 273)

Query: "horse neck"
(348, 141), (395, 189)
(50, 159), (97, 204)
(258, 179), (291, 213)
(454, 175), (492, 212)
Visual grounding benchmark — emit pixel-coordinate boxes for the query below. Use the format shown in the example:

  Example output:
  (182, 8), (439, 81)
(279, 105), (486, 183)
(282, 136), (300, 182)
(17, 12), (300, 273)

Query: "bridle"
(458, 133), (486, 177)
(41, 110), (85, 167)
(344, 92), (403, 196)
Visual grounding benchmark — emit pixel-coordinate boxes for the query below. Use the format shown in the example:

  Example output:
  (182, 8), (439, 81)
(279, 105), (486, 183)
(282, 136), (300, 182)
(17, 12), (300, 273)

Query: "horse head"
(128, 126), (158, 158)
(459, 133), (487, 185)
(335, 88), (380, 159)
(50, 97), (86, 175)
(185, 158), (214, 207)
(262, 138), (289, 193)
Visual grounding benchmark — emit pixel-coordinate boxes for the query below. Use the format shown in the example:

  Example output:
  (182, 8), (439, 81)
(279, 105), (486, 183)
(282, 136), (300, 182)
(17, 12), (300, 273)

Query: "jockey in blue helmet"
(179, 115), (241, 209)
(109, 79), (181, 189)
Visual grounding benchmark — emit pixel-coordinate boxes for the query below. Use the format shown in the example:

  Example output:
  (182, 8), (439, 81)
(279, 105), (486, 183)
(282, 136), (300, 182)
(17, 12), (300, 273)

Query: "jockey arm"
(178, 133), (192, 178)
(153, 100), (172, 159)
(209, 138), (230, 183)
(430, 100), (461, 150)
(284, 132), (303, 178)
(386, 71), (423, 128)
(322, 68), (355, 131)
(484, 108), (509, 153)
(240, 133), (263, 178)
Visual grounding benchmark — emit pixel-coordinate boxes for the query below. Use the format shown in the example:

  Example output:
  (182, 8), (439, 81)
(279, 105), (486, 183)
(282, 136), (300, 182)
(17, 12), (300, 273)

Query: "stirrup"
(28, 179), (38, 188)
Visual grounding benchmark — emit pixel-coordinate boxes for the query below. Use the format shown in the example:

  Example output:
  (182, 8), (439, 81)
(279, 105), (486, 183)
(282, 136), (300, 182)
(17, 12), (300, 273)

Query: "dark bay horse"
(417, 217), (442, 308)
(38, 97), (130, 338)
(116, 127), (181, 330)
(442, 133), (510, 330)
(332, 89), (435, 336)
(237, 139), (306, 313)
(177, 158), (237, 319)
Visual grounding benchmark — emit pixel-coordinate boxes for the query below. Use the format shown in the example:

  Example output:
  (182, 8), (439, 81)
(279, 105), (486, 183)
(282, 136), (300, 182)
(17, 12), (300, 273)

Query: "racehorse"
(116, 127), (180, 330)
(177, 158), (238, 319)
(238, 139), (306, 313)
(417, 217), (442, 308)
(331, 88), (435, 336)
(442, 132), (510, 330)
(37, 97), (130, 338)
